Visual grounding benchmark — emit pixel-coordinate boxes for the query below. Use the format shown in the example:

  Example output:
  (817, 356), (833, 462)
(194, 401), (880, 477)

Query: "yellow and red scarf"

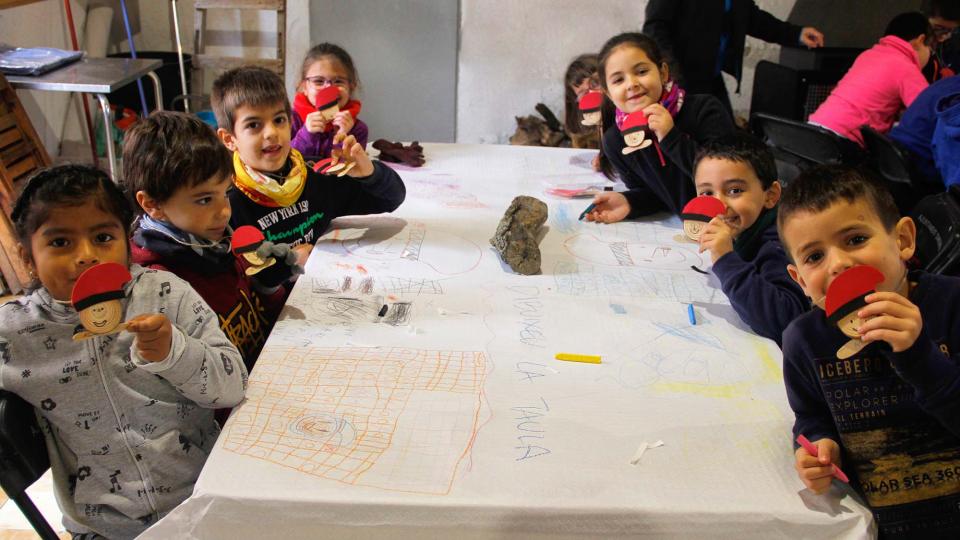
(232, 149), (308, 208)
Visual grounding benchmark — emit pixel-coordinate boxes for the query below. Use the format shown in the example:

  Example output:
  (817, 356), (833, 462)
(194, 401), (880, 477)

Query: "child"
(291, 43), (368, 159)
(777, 164), (960, 538)
(563, 53), (601, 150)
(122, 111), (300, 369)
(694, 134), (808, 345)
(584, 32), (733, 225)
(211, 66), (405, 263)
(808, 12), (932, 147)
(0, 165), (247, 538)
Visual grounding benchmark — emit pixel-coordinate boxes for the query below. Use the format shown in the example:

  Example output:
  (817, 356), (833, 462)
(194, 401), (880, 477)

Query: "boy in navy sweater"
(694, 134), (807, 345)
(211, 67), (405, 265)
(778, 164), (960, 538)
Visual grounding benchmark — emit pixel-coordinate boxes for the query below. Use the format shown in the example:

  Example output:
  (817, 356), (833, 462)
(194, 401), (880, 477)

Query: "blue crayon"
(687, 304), (696, 325)
(578, 203), (597, 221)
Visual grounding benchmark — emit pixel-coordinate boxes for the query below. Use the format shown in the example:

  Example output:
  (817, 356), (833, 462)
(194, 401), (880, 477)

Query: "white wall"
(457, 0), (640, 144)
(2, 0), (801, 157)
(457, 0), (800, 144)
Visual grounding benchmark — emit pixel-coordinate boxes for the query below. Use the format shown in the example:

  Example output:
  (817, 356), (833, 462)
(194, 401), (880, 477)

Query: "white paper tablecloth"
(140, 144), (873, 539)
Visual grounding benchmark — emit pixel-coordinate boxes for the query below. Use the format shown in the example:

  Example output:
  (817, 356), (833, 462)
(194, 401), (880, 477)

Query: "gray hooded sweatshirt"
(0, 265), (247, 538)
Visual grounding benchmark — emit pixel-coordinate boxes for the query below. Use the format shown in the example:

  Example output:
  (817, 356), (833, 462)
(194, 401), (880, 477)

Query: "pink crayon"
(797, 434), (849, 483)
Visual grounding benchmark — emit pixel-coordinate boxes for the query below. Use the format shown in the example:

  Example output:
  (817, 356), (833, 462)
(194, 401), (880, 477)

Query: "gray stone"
(490, 195), (549, 275)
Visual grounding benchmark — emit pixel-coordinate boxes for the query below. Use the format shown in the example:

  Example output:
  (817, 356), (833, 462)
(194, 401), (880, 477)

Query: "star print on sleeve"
(40, 398), (56, 411)
(43, 336), (56, 350)
(20, 369), (30, 378)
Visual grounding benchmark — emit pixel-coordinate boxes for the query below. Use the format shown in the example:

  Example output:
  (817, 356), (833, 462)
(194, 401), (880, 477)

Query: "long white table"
(141, 144), (873, 539)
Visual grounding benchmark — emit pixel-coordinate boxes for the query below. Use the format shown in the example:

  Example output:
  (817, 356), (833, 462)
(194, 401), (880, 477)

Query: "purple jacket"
(290, 113), (369, 160)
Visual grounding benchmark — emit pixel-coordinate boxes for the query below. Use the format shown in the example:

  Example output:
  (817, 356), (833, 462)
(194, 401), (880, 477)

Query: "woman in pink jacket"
(808, 12), (933, 146)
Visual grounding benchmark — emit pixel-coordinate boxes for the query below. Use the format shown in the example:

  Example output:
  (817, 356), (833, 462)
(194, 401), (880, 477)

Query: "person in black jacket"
(584, 33), (734, 224)
(643, 0), (824, 116)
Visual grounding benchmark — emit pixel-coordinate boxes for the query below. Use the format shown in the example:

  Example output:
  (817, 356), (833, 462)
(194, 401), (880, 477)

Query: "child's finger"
(126, 314), (164, 333)
(858, 300), (918, 321)
(857, 314), (915, 335)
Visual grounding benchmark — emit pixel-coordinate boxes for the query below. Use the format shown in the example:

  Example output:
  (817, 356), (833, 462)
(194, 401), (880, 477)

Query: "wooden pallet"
(0, 73), (49, 293)
(193, 0), (286, 90)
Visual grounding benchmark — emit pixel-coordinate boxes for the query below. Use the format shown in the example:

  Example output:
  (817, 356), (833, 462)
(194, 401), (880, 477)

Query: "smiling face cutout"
(680, 196), (727, 241)
(70, 262), (132, 340)
(78, 300), (124, 335)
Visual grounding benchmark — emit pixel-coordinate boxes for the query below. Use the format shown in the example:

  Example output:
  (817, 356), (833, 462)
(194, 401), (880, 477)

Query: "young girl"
(563, 54), (601, 149)
(584, 32), (734, 224)
(291, 42), (368, 160)
(0, 165), (246, 538)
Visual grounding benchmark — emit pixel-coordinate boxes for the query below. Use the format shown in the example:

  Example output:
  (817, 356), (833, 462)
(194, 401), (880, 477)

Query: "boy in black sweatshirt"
(211, 66), (405, 265)
(778, 165), (960, 538)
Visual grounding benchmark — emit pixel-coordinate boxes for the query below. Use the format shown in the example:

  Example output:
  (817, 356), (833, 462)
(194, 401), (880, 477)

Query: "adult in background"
(923, 0), (960, 81)
(643, 0), (824, 118)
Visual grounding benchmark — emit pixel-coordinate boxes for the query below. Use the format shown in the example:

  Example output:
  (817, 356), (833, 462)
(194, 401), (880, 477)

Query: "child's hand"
(794, 437), (841, 494)
(643, 103), (674, 142)
(304, 111), (329, 134)
(585, 192), (631, 224)
(333, 110), (355, 136)
(698, 216), (735, 262)
(857, 291), (922, 352)
(251, 241), (305, 290)
(126, 314), (173, 363)
(339, 134), (375, 177)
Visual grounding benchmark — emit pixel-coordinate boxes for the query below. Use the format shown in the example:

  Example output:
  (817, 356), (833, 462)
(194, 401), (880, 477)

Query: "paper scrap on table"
(630, 440), (664, 465)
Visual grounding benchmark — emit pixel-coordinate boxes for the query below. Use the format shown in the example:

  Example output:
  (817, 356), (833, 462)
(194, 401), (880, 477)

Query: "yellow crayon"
(555, 353), (602, 364)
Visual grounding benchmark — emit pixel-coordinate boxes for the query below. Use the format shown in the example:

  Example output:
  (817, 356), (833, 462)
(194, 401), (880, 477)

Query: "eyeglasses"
(304, 76), (350, 88)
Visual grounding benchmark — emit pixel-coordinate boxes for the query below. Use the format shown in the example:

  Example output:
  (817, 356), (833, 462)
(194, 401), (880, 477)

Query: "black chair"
(0, 390), (59, 540)
(751, 112), (862, 183)
(860, 125), (943, 214)
(910, 186), (960, 276)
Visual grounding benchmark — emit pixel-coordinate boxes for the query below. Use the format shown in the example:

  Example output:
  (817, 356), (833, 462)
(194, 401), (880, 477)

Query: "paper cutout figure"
(232, 225), (276, 276)
(314, 86), (341, 121)
(825, 265), (885, 359)
(620, 111), (654, 155)
(578, 91), (603, 126)
(71, 262), (132, 341)
(680, 196), (727, 241)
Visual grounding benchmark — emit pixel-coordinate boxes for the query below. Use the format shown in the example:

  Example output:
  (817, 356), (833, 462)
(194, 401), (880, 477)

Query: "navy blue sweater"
(782, 271), (960, 538)
(229, 161), (406, 247)
(602, 94), (733, 219)
(711, 218), (807, 345)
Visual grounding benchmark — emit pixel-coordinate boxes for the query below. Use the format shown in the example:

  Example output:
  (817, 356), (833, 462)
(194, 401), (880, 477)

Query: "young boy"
(123, 111), (300, 369)
(211, 66), (405, 263)
(778, 164), (960, 538)
(694, 133), (808, 345)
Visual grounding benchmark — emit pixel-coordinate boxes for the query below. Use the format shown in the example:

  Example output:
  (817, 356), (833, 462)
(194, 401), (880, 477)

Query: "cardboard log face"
(78, 300), (124, 335)
(682, 220), (706, 241)
(70, 262), (132, 340)
(581, 111), (600, 126)
(824, 265), (885, 359)
(232, 225), (276, 275)
(680, 196), (727, 241)
(315, 86), (341, 121)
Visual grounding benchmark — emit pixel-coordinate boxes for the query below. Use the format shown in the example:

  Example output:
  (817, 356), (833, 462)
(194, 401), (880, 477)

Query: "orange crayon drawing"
(222, 347), (488, 495)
